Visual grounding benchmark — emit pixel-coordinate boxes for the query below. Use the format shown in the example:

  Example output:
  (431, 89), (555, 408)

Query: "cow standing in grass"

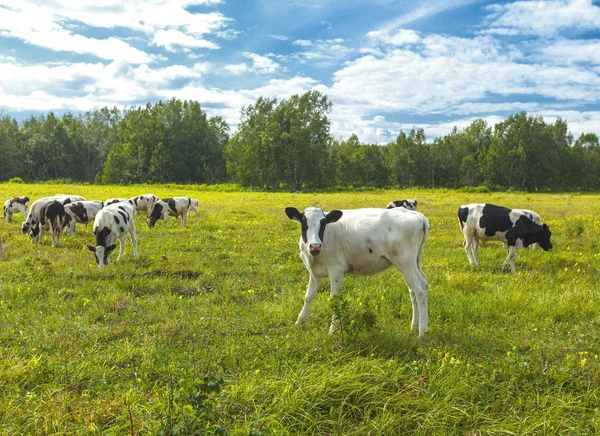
(386, 199), (417, 210)
(130, 194), (158, 215)
(63, 201), (103, 236)
(147, 197), (191, 229)
(38, 200), (66, 247)
(23, 195), (86, 242)
(458, 203), (552, 274)
(87, 202), (138, 268)
(4, 197), (29, 222)
(286, 206), (430, 337)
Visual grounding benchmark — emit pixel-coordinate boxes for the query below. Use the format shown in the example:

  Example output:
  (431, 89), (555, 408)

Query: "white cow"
(63, 201), (103, 236)
(38, 200), (66, 247)
(188, 198), (200, 217)
(4, 197), (29, 222)
(87, 202), (138, 268)
(22, 195), (84, 242)
(130, 194), (158, 215)
(147, 197), (191, 229)
(286, 207), (430, 337)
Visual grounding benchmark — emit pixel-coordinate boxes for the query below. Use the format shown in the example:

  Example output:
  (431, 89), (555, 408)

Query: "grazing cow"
(285, 207), (430, 337)
(147, 197), (191, 229)
(63, 201), (103, 236)
(38, 200), (66, 246)
(105, 198), (132, 207)
(387, 199), (417, 211)
(4, 197), (29, 222)
(458, 203), (552, 274)
(55, 194), (86, 205)
(130, 194), (158, 215)
(22, 195), (82, 242)
(480, 208), (543, 249)
(188, 198), (200, 217)
(87, 202), (138, 268)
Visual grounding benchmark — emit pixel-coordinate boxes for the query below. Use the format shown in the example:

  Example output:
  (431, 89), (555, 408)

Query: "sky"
(0, 0), (599, 143)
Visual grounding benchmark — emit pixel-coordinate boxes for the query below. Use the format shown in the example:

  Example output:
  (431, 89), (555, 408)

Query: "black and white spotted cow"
(22, 195), (85, 242)
(130, 194), (158, 215)
(87, 202), (138, 268)
(188, 198), (200, 217)
(3, 197), (29, 222)
(63, 201), (104, 236)
(386, 199), (417, 211)
(38, 200), (66, 247)
(105, 198), (132, 207)
(286, 207), (430, 337)
(147, 197), (191, 229)
(458, 203), (552, 273)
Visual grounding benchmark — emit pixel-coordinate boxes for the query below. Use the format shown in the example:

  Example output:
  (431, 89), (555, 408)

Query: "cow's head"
(285, 207), (343, 256)
(535, 223), (552, 251)
(87, 227), (115, 268)
(147, 203), (164, 228)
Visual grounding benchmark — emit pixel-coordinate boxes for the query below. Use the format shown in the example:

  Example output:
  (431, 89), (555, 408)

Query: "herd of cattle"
(4, 194), (553, 336)
(3, 194), (199, 267)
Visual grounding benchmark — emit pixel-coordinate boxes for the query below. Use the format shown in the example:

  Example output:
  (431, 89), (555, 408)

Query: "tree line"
(1, 91), (599, 191)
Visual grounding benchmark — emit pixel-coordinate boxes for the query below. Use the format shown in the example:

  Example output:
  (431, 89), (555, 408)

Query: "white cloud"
(481, 0), (600, 37)
(152, 29), (219, 51)
(289, 38), (353, 65)
(533, 39), (600, 65)
(224, 63), (250, 75)
(292, 39), (313, 47)
(366, 29), (420, 46)
(242, 52), (280, 74)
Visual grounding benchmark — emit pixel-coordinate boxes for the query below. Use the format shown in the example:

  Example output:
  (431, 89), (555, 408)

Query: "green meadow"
(1, 183), (600, 435)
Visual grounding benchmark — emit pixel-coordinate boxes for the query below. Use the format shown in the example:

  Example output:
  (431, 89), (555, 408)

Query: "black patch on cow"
(133, 196), (140, 205)
(118, 210), (128, 223)
(368, 248), (373, 253)
(479, 204), (514, 239)
(458, 207), (469, 230)
(40, 200), (65, 228)
(165, 198), (176, 213)
(114, 215), (120, 225)
(70, 202), (88, 223)
(62, 198), (72, 206)
(95, 227), (111, 247)
(149, 203), (164, 221)
(120, 227), (125, 233)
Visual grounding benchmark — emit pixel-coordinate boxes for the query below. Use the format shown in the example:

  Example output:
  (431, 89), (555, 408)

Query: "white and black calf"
(188, 198), (200, 217)
(286, 207), (430, 337)
(4, 197), (29, 222)
(87, 202), (138, 268)
(387, 199), (417, 210)
(22, 195), (82, 242)
(458, 203), (552, 274)
(147, 197), (191, 229)
(130, 194), (158, 215)
(63, 201), (103, 236)
(38, 200), (66, 247)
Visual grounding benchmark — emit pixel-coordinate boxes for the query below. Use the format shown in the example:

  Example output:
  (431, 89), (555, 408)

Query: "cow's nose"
(309, 243), (322, 254)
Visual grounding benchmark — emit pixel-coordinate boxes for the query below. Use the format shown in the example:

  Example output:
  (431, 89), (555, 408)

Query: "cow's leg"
(164, 216), (169, 229)
(501, 245), (517, 273)
(193, 206), (200, 217)
(296, 274), (322, 325)
(117, 236), (127, 261)
(402, 266), (429, 337)
(180, 211), (187, 228)
(471, 238), (480, 266)
(328, 272), (345, 334)
(463, 232), (476, 266)
(129, 230), (138, 258)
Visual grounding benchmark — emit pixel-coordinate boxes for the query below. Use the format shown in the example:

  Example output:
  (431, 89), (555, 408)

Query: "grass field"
(1, 183), (600, 435)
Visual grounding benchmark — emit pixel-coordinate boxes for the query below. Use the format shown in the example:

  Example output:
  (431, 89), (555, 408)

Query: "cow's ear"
(106, 244), (117, 252)
(285, 207), (303, 223)
(326, 210), (343, 223)
(86, 244), (96, 252)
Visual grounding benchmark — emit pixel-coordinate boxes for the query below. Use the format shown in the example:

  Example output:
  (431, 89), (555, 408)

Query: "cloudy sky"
(1, 0), (599, 143)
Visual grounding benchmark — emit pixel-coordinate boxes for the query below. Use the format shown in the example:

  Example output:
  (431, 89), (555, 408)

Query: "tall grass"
(1, 184), (599, 434)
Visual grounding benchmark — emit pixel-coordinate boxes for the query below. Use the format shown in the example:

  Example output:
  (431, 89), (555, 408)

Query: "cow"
(87, 202), (138, 268)
(458, 203), (552, 274)
(387, 199), (417, 211)
(3, 197), (29, 222)
(22, 195), (84, 242)
(130, 194), (158, 215)
(147, 197), (191, 229)
(285, 206), (430, 337)
(63, 201), (104, 236)
(55, 194), (86, 205)
(188, 198), (200, 217)
(105, 198), (132, 207)
(480, 208), (543, 249)
(38, 200), (66, 247)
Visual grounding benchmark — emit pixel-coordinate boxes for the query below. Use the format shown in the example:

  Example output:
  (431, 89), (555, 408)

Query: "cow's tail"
(417, 215), (429, 277)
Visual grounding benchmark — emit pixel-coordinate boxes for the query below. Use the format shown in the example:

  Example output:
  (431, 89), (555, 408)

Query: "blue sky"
(1, 0), (599, 143)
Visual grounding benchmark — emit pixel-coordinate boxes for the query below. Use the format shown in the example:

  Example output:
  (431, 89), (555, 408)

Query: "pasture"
(1, 183), (600, 434)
